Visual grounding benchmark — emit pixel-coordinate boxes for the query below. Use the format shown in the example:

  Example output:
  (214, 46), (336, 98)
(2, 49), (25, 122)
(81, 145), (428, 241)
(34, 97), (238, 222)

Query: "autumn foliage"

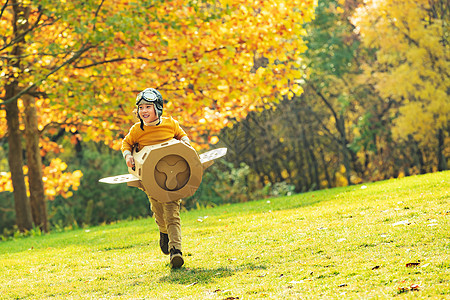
(1, 0), (316, 230)
(1, 0), (316, 145)
(351, 0), (449, 147)
(0, 158), (83, 200)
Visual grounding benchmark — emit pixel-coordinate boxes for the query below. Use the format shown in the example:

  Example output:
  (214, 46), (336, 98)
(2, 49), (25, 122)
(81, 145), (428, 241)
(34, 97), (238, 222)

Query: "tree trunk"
(308, 127), (321, 190)
(437, 129), (447, 171)
(299, 117), (315, 190)
(310, 85), (353, 185)
(5, 95), (34, 231)
(23, 93), (48, 232)
(3, 0), (34, 231)
(319, 146), (332, 188)
(337, 116), (353, 185)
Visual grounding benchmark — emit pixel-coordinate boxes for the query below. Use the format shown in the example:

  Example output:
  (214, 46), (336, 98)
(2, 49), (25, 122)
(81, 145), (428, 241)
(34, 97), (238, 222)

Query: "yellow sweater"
(121, 116), (188, 155)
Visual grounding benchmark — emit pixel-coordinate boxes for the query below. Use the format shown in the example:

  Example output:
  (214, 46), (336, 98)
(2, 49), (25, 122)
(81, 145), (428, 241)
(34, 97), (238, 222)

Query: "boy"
(121, 88), (190, 268)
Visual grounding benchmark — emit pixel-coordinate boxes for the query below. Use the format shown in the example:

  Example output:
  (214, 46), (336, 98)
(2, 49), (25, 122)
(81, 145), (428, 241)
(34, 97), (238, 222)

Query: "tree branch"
(1, 43), (94, 108)
(0, 207), (15, 213)
(308, 82), (340, 127)
(0, 0), (9, 20)
(73, 46), (227, 69)
(92, 0), (105, 31)
(0, 8), (45, 52)
(302, 105), (340, 145)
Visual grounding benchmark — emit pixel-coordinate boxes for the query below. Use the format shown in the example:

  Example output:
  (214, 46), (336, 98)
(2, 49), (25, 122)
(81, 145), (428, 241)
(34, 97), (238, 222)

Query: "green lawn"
(1, 171), (449, 299)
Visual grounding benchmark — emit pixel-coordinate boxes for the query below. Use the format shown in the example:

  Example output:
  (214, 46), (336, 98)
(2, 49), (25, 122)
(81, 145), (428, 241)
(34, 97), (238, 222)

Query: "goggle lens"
(136, 90), (158, 105)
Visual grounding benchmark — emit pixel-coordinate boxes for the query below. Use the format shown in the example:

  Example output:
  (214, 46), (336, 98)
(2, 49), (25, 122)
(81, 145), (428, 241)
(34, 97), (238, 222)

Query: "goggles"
(136, 90), (158, 106)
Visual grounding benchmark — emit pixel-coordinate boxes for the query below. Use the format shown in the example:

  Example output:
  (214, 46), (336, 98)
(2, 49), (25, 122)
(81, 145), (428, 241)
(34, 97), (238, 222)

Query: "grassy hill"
(1, 171), (449, 299)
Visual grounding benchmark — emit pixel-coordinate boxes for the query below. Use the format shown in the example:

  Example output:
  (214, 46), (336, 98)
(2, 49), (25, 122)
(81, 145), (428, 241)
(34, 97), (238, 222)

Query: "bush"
(183, 160), (295, 210)
(1, 143), (296, 234)
(47, 146), (150, 229)
(0, 191), (16, 236)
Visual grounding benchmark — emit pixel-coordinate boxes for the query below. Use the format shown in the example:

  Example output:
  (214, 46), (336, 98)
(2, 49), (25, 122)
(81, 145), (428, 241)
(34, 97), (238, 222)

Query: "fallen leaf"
(185, 282), (198, 287)
(406, 262), (420, 268)
(392, 220), (411, 226)
(288, 280), (304, 284)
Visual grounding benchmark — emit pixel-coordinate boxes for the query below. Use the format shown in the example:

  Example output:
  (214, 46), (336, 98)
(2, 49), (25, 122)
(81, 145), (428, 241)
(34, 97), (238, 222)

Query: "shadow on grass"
(159, 263), (267, 285)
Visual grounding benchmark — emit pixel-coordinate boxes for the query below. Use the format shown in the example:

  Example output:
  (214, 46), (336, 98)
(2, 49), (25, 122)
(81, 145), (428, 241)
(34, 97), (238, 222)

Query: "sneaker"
(159, 232), (169, 255)
(170, 248), (184, 269)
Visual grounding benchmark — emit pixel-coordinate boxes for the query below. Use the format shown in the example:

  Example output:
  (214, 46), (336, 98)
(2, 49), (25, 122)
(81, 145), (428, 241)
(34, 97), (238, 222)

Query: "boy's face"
(138, 103), (158, 123)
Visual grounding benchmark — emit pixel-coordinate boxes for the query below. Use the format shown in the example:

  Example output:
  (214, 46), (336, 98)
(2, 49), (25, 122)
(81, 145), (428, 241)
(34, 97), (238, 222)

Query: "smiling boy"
(121, 88), (190, 268)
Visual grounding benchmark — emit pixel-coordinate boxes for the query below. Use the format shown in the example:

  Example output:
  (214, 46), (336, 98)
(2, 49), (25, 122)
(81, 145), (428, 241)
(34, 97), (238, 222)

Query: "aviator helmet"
(135, 88), (164, 128)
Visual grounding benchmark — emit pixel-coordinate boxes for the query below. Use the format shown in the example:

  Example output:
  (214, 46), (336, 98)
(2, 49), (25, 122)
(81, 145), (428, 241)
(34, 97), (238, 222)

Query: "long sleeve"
(121, 123), (138, 158)
(173, 119), (188, 141)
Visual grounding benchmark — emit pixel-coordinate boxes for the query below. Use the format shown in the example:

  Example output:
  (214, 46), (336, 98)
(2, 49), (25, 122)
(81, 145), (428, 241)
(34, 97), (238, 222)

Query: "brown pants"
(148, 197), (182, 251)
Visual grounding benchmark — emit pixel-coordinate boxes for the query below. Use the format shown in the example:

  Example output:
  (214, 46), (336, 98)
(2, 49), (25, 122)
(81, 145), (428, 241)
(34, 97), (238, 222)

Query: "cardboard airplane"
(99, 139), (227, 202)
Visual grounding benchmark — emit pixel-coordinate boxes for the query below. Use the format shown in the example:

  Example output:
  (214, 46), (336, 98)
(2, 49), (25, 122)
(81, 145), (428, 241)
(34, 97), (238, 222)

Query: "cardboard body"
(99, 140), (227, 203)
(127, 140), (203, 202)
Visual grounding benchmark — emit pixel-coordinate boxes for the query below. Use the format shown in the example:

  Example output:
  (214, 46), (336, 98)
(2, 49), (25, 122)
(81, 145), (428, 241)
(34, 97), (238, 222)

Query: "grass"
(0, 171), (449, 299)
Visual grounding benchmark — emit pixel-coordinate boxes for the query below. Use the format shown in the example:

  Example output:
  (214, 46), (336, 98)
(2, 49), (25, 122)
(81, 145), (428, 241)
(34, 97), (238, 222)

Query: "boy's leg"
(163, 199), (182, 251)
(149, 197), (170, 255)
(148, 197), (167, 233)
(163, 199), (183, 268)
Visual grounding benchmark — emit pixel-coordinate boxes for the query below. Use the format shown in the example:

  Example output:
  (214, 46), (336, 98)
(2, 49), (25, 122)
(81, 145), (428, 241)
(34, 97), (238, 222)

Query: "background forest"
(1, 0), (448, 236)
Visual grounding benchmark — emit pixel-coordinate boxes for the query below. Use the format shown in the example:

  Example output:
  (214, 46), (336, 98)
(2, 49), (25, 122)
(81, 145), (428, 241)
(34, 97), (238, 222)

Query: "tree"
(2, 0), (34, 231)
(351, 0), (449, 171)
(1, 0), (316, 230)
(188, 0), (447, 199)
(1, 0), (134, 231)
(300, 0), (366, 184)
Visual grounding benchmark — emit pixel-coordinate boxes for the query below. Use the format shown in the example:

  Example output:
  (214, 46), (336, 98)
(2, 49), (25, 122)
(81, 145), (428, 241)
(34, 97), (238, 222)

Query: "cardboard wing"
(99, 174), (139, 184)
(98, 140), (227, 203)
(199, 147), (227, 170)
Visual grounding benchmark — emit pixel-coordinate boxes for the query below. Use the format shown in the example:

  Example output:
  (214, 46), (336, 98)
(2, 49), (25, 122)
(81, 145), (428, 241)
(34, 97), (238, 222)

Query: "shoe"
(170, 248), (184, 269)
(159, 232), (169, 255)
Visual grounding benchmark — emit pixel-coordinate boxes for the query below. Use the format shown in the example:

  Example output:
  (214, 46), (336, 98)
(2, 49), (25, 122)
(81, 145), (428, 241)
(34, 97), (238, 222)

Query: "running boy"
(121, 88), (190, 268)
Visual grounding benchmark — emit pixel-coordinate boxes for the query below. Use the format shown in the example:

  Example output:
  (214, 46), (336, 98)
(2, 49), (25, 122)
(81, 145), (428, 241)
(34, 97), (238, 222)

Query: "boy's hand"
(181, 136), (191, 146)
(126, 154), (135, 169)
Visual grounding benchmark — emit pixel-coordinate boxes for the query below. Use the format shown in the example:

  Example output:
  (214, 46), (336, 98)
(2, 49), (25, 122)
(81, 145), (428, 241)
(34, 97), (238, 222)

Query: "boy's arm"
(122, 141), (135, 169)
(121, 137), (133, 158)
(121, 126), (136, 168)
(172, 118), (191, 145)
